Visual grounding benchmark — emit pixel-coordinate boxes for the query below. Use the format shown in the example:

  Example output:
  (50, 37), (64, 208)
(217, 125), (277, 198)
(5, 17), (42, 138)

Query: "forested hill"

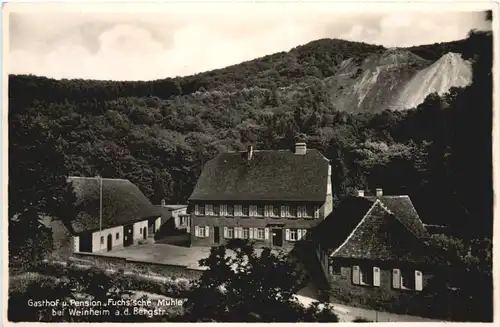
(10, 37), (469, 108)
(9, 30), (493, 238)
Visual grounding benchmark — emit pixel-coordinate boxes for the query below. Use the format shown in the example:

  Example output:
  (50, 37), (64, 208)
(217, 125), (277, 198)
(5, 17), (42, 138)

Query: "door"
(143, 227), (147, 239)
(107, 234), (113, 251)
(272, 229), (283, 247)
(124, 224), (134, 247)
(214, 227), (220, 244)
(79, 233), (93, 252)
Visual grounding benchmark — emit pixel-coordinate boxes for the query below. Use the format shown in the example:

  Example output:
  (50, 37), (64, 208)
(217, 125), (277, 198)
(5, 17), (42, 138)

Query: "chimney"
(247, 145), (253, 161)
(357, 190), (365, 197)
(295, 142), (307, 155)
(160, 199), (166, 206)
(376, 188), (383, 197)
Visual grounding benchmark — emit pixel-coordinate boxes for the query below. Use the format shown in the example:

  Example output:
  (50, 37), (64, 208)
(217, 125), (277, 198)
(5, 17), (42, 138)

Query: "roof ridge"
(68, 176), (130, 182)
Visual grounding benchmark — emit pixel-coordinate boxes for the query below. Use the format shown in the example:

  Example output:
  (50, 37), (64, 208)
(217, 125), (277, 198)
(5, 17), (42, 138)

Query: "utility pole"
(99, 176), (103, 233)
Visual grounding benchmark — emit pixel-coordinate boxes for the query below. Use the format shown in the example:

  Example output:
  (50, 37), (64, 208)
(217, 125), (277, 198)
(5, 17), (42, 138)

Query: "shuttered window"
(227, 205), (233, 216)
(220, 205), (227, 216)
(373, 267), (381, 287)
(280, 206), (286, 217)
(352, 266), (360, 285)
(314, 206), (320, 218)
(194, 204), (199, 215)
(205, 226), (210, 237)
(392, 269), (401, 289)
(234, 205), (242, 216)
(415, 270), (423, 291)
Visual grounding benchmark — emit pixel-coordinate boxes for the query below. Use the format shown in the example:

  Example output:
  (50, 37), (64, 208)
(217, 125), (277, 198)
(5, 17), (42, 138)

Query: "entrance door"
(124, 224), (134, 247)
(272, 229), (283, 247)
(213, 227), (220, 244)
(143, 227), (147, 239)
(107, 234), (113, 251)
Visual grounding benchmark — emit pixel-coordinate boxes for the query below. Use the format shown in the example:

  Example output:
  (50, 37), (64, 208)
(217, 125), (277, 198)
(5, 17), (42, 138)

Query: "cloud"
(8, 10), (491, 81)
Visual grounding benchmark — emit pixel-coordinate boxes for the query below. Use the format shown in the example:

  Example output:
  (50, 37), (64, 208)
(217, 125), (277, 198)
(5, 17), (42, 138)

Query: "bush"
(353, 317), (373, 322)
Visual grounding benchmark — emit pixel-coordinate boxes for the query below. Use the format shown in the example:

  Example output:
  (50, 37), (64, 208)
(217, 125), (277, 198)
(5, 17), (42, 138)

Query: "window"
(220, 205), (227, 216)
(353, 266), (380, 287)
(242, 228), (249, 239)
(249, 205), (257, 216)
(298, 206), (312, 218)
(196, 204), (205, 215)
(205, 204), (214, 216)
(180, 216), (189, 226)
(234, 205), (242, 216)
(394, 269), (421, 291)
(195, 226), (209, 238)
(115, 233), (119, 240)
(305, 206), (314, 218)
(256, 206), (264, 217)
(264, 205), (271, 217)
(272, 205), (280, 217)
(242, 206), (249, 216)
(256, 228), (265, 240)
(280, 206), (290, 217)
(225, 227), (234, 239)
(289, 206), (297, 218)
(314, 206), (320, 218)
(227, 205), (233, 216)
(213, 205), (220, 216)
(100, 236), (104, 245)
(285, 229), (307, 241)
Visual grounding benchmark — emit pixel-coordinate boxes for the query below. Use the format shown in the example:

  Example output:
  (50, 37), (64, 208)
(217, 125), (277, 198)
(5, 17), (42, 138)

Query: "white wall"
(172, 208), (188, 227)
(91, 225), (125, 252)
(73, 236), (80, 252)
(133, 220), (149, 241)
(154, 216), (162, 232)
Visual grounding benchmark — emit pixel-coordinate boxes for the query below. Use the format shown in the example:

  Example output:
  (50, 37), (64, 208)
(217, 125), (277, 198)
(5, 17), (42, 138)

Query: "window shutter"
(249, 228), (254, 239)
(285, 229), (290, 241)
(205, 205), (209, 215)
(194, 226), (199, 237)
(352, 266), (360, 285)
(195, 204), (199, 215)
(205, 226), (210, 237)
(264, 228), (269, 240)
(392, 269), (401, 289)
(280, 206), (285, 217)
(373, 267), (380, 287)
(302, 229), (307, 240)
(224, 227), (228, 238)
(297, 229), (302, 240)
(269, 205), (274, 217)
(314, 206), (320, 218)
(415, 270), (423, 291)
(297, 206), (303, 218)
(264, 205), (268, 217)
(238, 227), (243, 239)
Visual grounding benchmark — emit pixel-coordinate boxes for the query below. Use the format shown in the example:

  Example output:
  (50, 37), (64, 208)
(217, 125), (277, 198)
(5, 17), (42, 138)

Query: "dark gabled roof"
(314, 195), (435, 265)
(364, 195), (429, 239)
(67, 177), (161, 234)
(188, 149), (330, 202)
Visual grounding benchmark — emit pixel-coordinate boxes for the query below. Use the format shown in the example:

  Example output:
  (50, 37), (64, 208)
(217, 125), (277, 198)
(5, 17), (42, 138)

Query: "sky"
(7, 7), (492, 81)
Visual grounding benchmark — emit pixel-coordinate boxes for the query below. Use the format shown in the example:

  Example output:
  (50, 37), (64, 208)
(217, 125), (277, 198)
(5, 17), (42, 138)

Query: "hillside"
(9, 30), (493, 239)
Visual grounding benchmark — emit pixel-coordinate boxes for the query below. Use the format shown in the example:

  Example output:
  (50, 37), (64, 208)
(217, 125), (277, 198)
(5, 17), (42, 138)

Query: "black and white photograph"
(4, 1), (497, 324)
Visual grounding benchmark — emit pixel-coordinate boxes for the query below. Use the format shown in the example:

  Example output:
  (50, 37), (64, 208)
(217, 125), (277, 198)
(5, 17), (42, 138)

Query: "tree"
(181, 239), (339, 322)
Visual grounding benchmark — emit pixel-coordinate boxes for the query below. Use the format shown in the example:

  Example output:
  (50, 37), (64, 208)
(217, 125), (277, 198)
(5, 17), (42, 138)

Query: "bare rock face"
(391, 52), (472, 110)
(322, 50), (472, 113)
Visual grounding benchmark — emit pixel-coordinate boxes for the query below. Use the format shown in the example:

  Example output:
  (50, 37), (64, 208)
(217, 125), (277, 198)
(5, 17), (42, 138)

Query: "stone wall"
(327, 260), (444, 318)
(73, 252), (203, 280)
